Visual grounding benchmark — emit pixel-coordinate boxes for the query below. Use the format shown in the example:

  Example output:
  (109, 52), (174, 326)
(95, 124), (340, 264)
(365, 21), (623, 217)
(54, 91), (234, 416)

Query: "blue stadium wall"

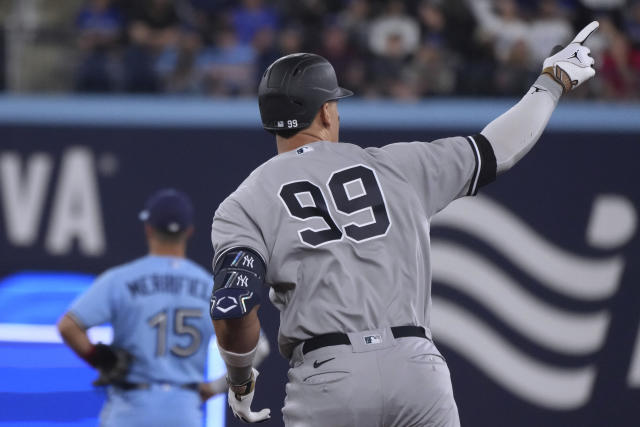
(0, 96), (638, 427)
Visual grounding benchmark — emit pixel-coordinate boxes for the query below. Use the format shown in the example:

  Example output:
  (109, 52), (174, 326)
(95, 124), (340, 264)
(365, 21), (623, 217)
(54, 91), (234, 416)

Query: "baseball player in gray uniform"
(208, 22), (600, 426)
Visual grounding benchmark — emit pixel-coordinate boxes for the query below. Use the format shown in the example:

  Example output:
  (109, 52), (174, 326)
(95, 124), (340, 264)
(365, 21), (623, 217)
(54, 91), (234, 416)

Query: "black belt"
(302, 326), (428, 355)
(114, 381), (199, 391)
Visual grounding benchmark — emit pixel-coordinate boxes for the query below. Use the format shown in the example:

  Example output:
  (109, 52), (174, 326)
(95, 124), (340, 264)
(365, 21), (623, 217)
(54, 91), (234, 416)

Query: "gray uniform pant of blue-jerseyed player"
(100, 385), (202, 427)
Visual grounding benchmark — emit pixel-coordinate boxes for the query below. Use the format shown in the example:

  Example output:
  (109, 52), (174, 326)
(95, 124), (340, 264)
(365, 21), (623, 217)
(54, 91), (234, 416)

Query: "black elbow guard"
(210, 248), (265, 320)
(465, 133), (497, 195)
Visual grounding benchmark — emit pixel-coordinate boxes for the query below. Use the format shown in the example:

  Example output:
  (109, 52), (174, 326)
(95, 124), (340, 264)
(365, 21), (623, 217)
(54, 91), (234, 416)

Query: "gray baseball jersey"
(211, 136), (495, 359)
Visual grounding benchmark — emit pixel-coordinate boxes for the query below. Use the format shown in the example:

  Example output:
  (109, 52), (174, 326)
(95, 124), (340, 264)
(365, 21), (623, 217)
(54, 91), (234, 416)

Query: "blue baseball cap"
(138, 188), (194, 234)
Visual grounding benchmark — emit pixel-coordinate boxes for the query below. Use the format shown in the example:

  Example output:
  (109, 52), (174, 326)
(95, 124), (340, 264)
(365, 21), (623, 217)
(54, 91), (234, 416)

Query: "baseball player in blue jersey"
(58, 188), (269, 426)
(208, 22), (600, 426)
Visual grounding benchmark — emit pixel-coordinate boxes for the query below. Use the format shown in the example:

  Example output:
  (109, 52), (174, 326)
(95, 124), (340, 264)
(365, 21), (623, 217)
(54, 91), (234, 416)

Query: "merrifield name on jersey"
(126, 274), (210, 301)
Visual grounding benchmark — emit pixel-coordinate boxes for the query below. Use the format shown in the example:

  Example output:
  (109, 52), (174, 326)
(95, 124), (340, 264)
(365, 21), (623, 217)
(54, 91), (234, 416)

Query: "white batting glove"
(228, 368), (271, 423)
(542, 21), (599, 93)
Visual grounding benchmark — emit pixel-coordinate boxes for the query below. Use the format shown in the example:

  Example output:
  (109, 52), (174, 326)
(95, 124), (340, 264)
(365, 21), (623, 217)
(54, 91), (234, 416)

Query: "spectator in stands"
(415, 0), (459, 96)
(370, 32), (416, 100)
(410, 40), (458, 97)
(231, 0), (279, 45)
(466, 0), (575, 96)
(275, 0), (343, 50)
(337, 0), (370, 52)
(434, 0), (478, 58)
(57, 0), (639, 99)
(493, 38), (537, 95)
(624, 0), (640, 48)
(435, 0), (494, 96)
(195, 26), (255, 96)
(0, 29), (4, 91)
(368, 0), (420, 59)
(342, 59), (369, 97)
(75, 0), (124, 92)
(157, 30), (202, 94)
(527, 0), (573, 65)
(600, 17), (640, 99)
(278, 25), (304, 56)
(368, 1), (420, 99)
(177, 0), (229, 46)
(124, 0), (180, 92)
(418, 0), (447, 46)
(252, 27), (279, 84)
(330, 0), (376, 97)
(319, 24), (353, 80)
(466, 0), (528, 64)
(575, 0), (626, 29)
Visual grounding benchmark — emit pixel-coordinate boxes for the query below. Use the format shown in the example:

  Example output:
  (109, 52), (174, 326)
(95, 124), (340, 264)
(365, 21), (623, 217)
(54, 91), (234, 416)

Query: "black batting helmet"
(258, 53), (353, 132)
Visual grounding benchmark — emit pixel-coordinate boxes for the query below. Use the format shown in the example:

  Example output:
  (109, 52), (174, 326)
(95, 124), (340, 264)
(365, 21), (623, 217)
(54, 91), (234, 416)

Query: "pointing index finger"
(571, 21), (599, 44)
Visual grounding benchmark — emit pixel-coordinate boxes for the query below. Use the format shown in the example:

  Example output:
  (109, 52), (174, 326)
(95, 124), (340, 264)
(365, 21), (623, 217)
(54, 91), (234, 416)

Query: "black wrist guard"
(228, 371), (256, 400)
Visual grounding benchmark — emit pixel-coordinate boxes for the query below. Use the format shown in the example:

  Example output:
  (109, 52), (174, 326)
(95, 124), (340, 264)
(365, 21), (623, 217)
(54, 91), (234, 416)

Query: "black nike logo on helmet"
(313, 357), (335, 368)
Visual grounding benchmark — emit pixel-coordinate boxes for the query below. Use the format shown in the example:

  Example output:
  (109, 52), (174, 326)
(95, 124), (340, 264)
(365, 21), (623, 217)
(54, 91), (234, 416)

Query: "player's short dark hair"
(268, 128), (302, 139)
(268, 100), (338, 139)
(150, 227), (190, 243)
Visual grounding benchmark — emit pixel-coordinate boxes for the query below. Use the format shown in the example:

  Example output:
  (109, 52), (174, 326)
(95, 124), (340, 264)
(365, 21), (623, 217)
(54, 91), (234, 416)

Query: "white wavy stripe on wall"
(432, 241), (610, 355)
(431, 298), (596, 410)
(431, 196), (623, 300)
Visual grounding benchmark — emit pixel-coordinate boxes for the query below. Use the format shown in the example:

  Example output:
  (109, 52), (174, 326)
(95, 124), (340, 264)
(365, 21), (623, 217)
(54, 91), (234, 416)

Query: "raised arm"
(482, 21), (599, 174)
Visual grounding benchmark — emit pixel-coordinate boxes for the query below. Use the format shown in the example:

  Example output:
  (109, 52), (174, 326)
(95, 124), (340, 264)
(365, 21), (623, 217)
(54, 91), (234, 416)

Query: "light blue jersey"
(68, 255), (214, 427)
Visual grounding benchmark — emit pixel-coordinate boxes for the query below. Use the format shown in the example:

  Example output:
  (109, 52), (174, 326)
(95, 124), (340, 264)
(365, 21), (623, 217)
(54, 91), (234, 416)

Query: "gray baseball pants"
(282, 327), (461, 427)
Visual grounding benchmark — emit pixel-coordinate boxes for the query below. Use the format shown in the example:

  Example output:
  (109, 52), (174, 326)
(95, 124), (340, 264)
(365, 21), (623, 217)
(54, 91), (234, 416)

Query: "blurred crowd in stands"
(5, 0), (640, 99)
